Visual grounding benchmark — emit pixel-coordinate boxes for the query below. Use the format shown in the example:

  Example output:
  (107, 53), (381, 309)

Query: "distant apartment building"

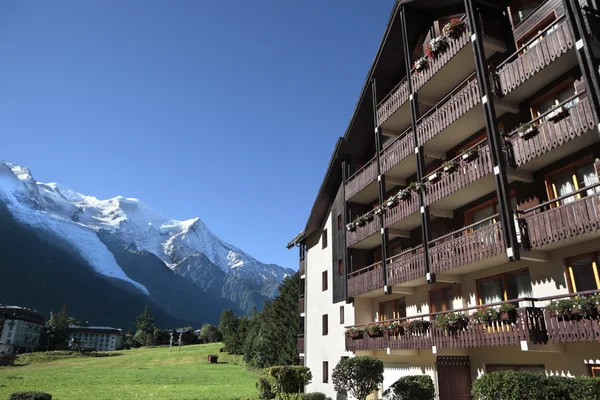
(289, 0), (600, 398)
(0, 305), (45, 354)
(68, 326), (124, 351)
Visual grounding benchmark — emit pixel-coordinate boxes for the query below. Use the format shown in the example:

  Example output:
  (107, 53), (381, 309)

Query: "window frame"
(340, 306), (345, 324)
(429, 285), (458, 314)
(337, 214), (343, 231)
(337, 259), (343, 277)
(322, 271), (328, 291)
(544, 156), (596, 207)
(378, 298), (406, 322)
(476, 268), (531, 305)
(323, 361), (329, 383)
(322, 314), (328, 336)
(565, 252), (600, 293)
(322, 229), (328, 249)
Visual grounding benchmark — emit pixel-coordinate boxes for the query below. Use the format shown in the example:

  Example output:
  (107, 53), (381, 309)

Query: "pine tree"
(135, 306), (156, 346)
(47, 303), (70, 349)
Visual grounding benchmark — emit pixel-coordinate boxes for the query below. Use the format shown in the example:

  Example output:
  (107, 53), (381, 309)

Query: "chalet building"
(288, 0), (600, 398)
(68, 326), (124, 351)
(0, 305), (45, 354)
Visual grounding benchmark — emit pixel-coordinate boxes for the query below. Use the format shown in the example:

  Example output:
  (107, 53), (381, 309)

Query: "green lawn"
(0, 343), (258, 400)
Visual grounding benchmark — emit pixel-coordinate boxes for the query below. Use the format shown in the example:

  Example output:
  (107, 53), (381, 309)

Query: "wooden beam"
(388, 229), (410, 238)
(521, 250), (549, 263)
(435, 274), (461, 284)
(390, 286), (415, 295)
(382, 129), (404, 137)
(423, 149), (445, 160)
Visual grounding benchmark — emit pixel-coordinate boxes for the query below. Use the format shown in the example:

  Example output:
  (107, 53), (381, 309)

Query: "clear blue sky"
(0, 0), (395, 270)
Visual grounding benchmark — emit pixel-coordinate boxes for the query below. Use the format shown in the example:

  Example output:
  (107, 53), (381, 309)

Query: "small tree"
(199, 324), (222, 343)
(383, 375), (435, 400)
(264, 365), (312, 400)
(332, 356), (384, 400)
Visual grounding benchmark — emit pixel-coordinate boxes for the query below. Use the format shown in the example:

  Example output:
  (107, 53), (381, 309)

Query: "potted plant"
(356, 216), (367, 227)
(517, 122), (538, 140)
(398, 189), (412, 201)
(426, 36), (449, 59)
(443, 18), (467, 40)
(385, 195), (399, 209)
(574, 296), (598, 319)
(498, 303), (517, 323)
(428, 171), (443, 184)
(409, 182), (427, 194)
(346, 326), (364, 340)
(545, 299), (578, 321)
(414, 56), (429, 72)
(435, 312), (468, 333)
(472, 307), (499, 326)
(374, 205), (384, 216)
(405, 319), (430, 334)
(346, 222), (356, 232)
(364, 212), (374, 222)
(384, 320), (404, 337)
(461, 148), (479, 163)
(442, 160), (459, 174)
(366, 323), (384, 338)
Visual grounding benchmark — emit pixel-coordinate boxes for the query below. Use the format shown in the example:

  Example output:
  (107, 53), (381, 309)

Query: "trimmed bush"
(264, 366), (312, 400)
(9, 393), (52, 400)
(256, 376), (275, 400)
(301, 393), (332, 400)
(383, 375), (435, 400)
(472, 371), (600, 400)
(332, 356), (384, 400)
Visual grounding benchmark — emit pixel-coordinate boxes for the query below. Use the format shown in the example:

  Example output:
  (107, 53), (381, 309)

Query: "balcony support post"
(371, 79), (390, 291)
(563, 0), (600, 134)
(464, 0), (520, 261)
(400, 5), (434, 283)
(342, 158), (353, 304)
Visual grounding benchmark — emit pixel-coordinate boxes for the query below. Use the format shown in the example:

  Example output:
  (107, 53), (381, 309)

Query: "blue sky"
(0, 0), (395, 270)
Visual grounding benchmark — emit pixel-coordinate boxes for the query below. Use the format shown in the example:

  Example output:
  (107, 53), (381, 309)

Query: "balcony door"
(545, 159), (600, 206)
(566, 253), (600, 293)
(378, 298), (406, 322)
(477, 269), (532, 307)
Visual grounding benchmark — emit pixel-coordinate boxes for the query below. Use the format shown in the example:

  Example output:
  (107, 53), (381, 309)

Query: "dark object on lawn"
(219, 347), (224, 353)
(208, 354), (219, 363)
(9, 392), (53, 400)
(0, 354), (17, 366)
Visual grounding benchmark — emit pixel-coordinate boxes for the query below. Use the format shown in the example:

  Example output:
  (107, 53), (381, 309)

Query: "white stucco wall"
(304, 211), (355, 398)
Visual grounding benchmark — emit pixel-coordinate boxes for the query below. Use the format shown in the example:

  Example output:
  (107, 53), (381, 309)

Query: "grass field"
(0, 343), (258, 400)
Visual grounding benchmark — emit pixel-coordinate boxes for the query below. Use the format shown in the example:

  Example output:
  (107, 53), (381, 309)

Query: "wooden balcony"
(297, 334), (304, 354)
(425, 142), (494, 209)
(429, 216), (505, 275)
(299, 296), (305, 313)
(345, 157), (378, 203)
(508, 93), (598, 172)
(348, 262), (383, 298)
(496, 16), (577, 103)
(542, 291), (600, 345)
(299, 257), (306, 275)
(381, 128), (417, 182)
(520, 182), (600, 251)
(345, 300), (546, 352)
(384, 191), (420, 231)
(386, 246), (426, 286)
(346, 215), (381, 249)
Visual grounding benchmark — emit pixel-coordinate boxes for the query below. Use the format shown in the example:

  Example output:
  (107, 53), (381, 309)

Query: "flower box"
(346, 222), (356, 232)
(414, 56), (429, 72)
(498, 303), (517, 323)
(428, 172), (442, 184)
(374, 206), (384, 216)
(547, 105), (571, 123)
(443, 160), (459, 174)
(426, 36), (449, 59)
(461, 148), (479, 163)
(356, 217), (366, 227)
(443, 19), (467, 40)
(385, 197), (399, 209)
(409, 182), (427, 194)
(517, 123), (538, 140)
(365, 213), (374, 222)
(398, 189), (411, 201)
(366, 324), (384, 338)
(346, 328), (364, 340)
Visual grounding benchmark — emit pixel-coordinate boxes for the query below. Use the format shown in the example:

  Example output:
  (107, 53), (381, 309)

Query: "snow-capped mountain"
(0, 161), (294, 320)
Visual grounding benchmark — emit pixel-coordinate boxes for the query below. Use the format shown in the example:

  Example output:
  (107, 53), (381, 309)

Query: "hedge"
(383, 375), (435, 400)
(9, 393), (52, 400)
(472, 371), (600, 400)
(301, 393), (332, 400)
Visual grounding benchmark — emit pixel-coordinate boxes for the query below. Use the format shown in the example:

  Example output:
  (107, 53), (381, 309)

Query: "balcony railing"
(541, 290), (600, 344)
(519, 181), (600, 249)
(508, 92), (597, 168)
(345, 157), (378, 201)
(380, 127), (414, 175)
(297, 334), (304, 354)
(299, 257), (306, 275)
(386, 246), (425, 286)
(384, 191), (420, 228)
(376, 17), (471, 127)
(429, 215), (504, 274)
(299, 296), (305, 313)
(346, 215), (381, 247)
(348, 261), (383, 298)
(496, 16), (573, 97)
(417, 74), (480, 146)
(425, 141), (492, 206)
(345, 298), (546, 352)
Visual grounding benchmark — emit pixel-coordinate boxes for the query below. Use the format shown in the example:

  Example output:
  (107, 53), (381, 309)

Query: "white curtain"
(515, 272), (533, 308)
(556, 174), (576, 204)
(580, 165), (600, 196)
(480, 279), (503, 304)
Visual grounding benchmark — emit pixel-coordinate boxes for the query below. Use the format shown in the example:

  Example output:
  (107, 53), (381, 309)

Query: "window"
(378, 298), (406, 321)
(322, 271), (328, 291)
(337, 259), (343, 277)
(545, 159), (600, 206)
(323, 361), (329, 383)
(322, 314), (328, 335)
(589, 365), (600, 377)
(430, 286), (456, 314)
(532, 79), (577, 120)
(322, 229), (328, 249)
(566, 253), (600, 292)
(477, 269), (532, 307)
(509, 0), (545, 26)
(337, 214), (342, 231)
(340, 306), (345, 324)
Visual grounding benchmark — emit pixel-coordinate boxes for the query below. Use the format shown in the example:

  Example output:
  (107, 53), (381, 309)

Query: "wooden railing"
(386, 246), (425, 286)
(508, 93), (596, 168)
(539, 290), (600, 344)
(519, 182), (600, 249)
(376, 17), (471, 127)
(380, 128), (414, 174)
(297, 335), (304, 354)
(425, 142), (492, 206)
(345, 298), (546, 352)
(348, 262), (384, 298)
(299, 257), (306, 275)
(496, 17), (573, 97)
(384, 191), (420, 228)
(346, 215), (381, 247)
(417, 75), (480, 146)
(299, 296), (305, 313)
(345, 157), (378, 201)
(429, 215), (504, 274)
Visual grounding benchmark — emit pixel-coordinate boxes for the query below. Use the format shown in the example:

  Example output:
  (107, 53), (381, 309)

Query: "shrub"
(332, 356), (383, 400)
(9, 393), (52, 400)
(383, 375), (435, 400)
(301, 393), (332, 400)
(264, 366), (312, 400)
(572, 376), (600, 400)
(256, 376), (275, 400)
